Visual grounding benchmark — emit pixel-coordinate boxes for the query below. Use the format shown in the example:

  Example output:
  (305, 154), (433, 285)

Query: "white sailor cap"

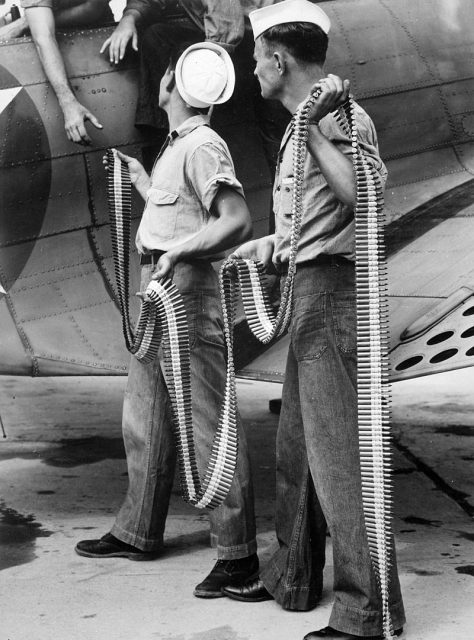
(175, 42), (235, 109)
(249, 0), (331, 40)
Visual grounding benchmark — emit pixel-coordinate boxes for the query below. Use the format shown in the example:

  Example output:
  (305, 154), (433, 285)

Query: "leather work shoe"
(303, 626), (404, 639)
(221, 576), (273, 602)
(193, 553), (260, 598)
(75, 533), (160, 561)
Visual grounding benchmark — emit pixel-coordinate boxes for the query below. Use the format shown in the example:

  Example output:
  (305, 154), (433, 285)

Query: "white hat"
(249, 0), (331, 40)
(175, 42), (235, 109)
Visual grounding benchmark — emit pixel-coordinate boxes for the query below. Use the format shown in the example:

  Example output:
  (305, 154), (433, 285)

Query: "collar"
(280, 117), (295, 151)
(170, 114), (210, 143)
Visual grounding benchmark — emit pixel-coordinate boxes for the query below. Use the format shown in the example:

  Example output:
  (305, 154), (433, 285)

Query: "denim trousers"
(261, 259), (406, 636)
(112, 260), (257, 560)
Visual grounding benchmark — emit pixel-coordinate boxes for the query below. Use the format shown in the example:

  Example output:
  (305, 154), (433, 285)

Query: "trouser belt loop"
(140, 250), (165, 266)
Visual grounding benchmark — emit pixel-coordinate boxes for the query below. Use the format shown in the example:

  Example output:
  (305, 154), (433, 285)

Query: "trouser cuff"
(328, 599), (406, 636)
(111, 523), (163, 552)
(261, 559), (322, 611)
(210, 533), (258, 560)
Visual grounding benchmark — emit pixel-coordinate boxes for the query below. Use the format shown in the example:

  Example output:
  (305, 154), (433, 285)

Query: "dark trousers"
(261, 261), (406, 636)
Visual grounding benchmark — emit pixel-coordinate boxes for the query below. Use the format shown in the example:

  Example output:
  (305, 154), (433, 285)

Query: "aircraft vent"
(390, 290), (474, 381)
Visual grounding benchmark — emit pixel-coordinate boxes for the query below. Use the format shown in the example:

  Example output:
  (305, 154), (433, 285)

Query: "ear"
(165, 69), (176, 94)
(273, 51), (285, 75)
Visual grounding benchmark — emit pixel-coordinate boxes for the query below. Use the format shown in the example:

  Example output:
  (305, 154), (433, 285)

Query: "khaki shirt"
(273, 101), (387, 267)
(136, 115), (244, 258)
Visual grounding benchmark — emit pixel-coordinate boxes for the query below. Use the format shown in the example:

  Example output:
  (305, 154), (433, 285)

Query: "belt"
(140, 250), (165, 265)
(278, 254), (353, 274)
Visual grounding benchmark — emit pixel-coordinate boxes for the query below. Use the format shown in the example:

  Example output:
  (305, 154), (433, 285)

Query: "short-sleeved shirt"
(136, 115), (244, 259)
(272, 101), (387, 267)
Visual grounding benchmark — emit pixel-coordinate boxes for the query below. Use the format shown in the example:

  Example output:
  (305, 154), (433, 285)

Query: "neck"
(279, 64), (324, 114)
(165, 93), (203, 131)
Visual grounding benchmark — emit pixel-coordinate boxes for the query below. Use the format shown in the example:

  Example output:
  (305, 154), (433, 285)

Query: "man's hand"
(151, 253), (175, 281)
(307, 74), (350, 124)
(104, 148), (149, 186)
(100, 15), (138, 65)
(0, 16), (28, 40)
(63, 99), (103, 145)
(230, 235), (275, 270)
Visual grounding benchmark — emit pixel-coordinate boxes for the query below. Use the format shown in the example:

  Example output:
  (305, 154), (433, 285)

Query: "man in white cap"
(222, 2), (406, 638)
(75, 42), (259, 599)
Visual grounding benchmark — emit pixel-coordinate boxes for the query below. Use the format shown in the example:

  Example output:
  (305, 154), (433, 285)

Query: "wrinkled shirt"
(273, 101), (387, 266)
(136, 115), (244, 258)
(124, 0), (244, 51)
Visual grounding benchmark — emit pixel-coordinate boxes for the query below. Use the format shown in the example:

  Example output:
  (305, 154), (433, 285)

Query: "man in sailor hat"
(222, 2), (406, 638)
(75, 42), (260, 599)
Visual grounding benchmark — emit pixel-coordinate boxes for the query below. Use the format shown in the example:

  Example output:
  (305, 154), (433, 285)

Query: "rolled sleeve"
(187, 142), (244, 212)
(320, 105), (388, 187)
(124, 0), (159, 22)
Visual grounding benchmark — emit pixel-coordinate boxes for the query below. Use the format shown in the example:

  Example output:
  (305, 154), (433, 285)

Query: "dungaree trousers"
(112, 260), (257, 560)
(261, 259), (405, 636)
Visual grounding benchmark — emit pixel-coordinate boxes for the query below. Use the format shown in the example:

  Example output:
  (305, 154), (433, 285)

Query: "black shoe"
(74, 533), (160, 561)
(303, 626), (404, 639)
(222, 576), (273, 602)
(193, 553), (260, 598)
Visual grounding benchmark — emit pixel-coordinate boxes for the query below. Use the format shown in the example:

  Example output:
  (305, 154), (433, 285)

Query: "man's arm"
(305, 74), (356, 206)
(230, 234), (275, 269)
(0, 16), (28, 39)
(25, 6), (103, 144)
(108, 149), (151, 200)
(100, 0), (157, 64)
(152, 187), (253, 280)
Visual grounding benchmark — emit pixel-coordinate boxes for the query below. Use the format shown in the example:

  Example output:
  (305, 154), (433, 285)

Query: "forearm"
(33, 35), (77, 108)
(170, 218), (251, 263)
(307, 125), (356, 206)
(134, 174), (151, 200)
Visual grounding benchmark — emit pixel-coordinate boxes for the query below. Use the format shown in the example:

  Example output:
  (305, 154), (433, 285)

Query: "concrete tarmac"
(0, 370), (473, 640)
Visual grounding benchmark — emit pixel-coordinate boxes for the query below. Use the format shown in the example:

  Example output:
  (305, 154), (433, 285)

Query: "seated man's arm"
(25, 6), (103, 144)
(101, 0), (156, 64)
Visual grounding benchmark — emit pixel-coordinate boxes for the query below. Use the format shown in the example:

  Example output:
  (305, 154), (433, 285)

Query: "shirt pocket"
(146, 187), (179, 240)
